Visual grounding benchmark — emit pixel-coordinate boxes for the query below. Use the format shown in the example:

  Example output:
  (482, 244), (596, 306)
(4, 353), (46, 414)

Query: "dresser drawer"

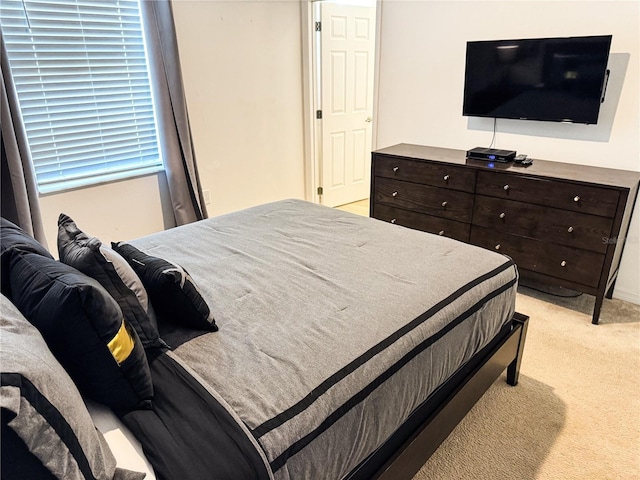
(374, 204), (470, 242)
(473, 195), (613, 254)
(476, 171), (619, 217)
(374, 155), (476, 193)
(374, 177), (474, 223)
(470, 226), (604, 288)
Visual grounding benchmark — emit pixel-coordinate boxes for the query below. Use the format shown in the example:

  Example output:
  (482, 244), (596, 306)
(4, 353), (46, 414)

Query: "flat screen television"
(462, 35), (612, 124)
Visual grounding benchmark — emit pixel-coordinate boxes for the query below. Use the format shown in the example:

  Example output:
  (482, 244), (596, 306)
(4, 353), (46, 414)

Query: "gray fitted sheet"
(130, 199), (517, 480)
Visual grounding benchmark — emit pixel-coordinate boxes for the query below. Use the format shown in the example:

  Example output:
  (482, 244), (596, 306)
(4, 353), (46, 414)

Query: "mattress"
(128, 199), (518, 479)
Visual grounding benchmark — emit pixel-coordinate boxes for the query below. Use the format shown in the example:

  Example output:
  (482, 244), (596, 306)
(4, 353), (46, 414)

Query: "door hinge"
(316, 110), (322, 119)
(315, 21), (321, 32)
(317, 186), (323, 196)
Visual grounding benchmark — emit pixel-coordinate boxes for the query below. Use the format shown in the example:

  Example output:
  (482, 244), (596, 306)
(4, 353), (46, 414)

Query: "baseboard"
(612, 288), (640, 305)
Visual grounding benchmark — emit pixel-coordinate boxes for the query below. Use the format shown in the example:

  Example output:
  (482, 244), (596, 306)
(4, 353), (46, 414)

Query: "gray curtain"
(140, 0), (208, 225)
(1, 33), (48, 248)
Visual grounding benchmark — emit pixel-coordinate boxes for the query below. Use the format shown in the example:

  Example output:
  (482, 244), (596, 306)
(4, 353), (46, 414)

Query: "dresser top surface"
(374, 144), (640, 190)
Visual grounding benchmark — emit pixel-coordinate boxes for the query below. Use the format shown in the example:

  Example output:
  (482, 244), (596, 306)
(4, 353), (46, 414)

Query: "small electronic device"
(466, 147), (516, 163)
(514, 154), (533, 166)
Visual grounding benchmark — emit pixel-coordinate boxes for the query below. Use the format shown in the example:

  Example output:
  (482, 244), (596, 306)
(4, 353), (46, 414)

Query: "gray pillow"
(0, 294), (145, 480)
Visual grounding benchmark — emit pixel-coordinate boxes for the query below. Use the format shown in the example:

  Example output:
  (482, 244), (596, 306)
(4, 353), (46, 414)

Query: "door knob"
(365, 116), (373, 123)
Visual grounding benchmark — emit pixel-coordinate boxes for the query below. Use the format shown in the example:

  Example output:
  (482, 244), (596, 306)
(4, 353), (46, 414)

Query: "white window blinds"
(1, 0), (162, 194)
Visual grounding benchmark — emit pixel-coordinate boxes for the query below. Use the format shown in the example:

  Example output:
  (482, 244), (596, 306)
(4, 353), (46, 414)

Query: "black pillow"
(7, 249), (153, 412)
(57, 214), (166, 350)
(0, 294), (146, 480)
(1, 217), (53, 300)
(112, 242), (218, 332)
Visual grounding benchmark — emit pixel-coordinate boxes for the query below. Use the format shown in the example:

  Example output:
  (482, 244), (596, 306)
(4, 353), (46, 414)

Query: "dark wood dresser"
(370, 144), (640, 324)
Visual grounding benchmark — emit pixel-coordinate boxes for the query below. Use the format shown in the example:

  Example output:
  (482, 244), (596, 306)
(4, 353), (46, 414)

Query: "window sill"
(38, 165), (166, 197)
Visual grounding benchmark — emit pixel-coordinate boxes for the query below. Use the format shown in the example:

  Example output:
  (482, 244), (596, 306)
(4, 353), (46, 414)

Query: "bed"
(1, 199), (527, 480)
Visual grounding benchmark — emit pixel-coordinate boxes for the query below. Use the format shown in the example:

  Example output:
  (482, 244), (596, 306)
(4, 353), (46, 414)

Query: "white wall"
(171, 0), (306, 217)
(375, 0), (640, 302)
(39, 173), (172, 254)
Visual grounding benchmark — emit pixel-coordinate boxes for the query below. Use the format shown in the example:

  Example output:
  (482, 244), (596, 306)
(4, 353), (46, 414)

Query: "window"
(1, 0), (162, 194)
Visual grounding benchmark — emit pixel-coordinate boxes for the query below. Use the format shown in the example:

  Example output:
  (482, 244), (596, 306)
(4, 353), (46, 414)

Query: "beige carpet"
(412, 287), (640, 480)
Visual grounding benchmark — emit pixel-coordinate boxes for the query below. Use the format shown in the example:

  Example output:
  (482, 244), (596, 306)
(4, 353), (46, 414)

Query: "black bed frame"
(347, 312), (529, 480)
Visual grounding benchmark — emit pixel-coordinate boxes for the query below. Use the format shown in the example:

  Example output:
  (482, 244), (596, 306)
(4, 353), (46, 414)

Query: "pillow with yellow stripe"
(5, 249), (153, 412)
(1, 294), (146, 480)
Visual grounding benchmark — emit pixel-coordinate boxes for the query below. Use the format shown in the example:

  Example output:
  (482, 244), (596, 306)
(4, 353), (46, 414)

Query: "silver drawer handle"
(561, 260), (567, 267)
(443, 174), (450, 182)
(390, 218), (397, 224)
(499, 212), (506, 219)
(574, 196), (580, 202)
(441, 201), (447, 207)
(495, 244), (501, 250)
(503, 184), (510, 191)
(568, 226), (574, 233)
(393, 166), (399, 173)
(392, 191), (398, 197)
(438, 230), (445, 236)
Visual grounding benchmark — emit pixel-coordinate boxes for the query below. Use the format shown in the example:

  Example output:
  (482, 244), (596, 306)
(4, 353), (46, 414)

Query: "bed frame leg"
(507, 313), (529, 386)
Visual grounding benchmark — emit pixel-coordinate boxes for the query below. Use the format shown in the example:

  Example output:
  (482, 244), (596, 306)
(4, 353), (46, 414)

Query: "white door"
(319, 3), (376, 207)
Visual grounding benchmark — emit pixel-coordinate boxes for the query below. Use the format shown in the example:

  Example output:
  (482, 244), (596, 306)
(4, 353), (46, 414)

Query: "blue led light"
(488, 155), (496, 160)
(487, 162), (495, 168)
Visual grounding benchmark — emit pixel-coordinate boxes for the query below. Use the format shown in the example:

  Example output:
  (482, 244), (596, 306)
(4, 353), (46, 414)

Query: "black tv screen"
(462, 35), (612, 124)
